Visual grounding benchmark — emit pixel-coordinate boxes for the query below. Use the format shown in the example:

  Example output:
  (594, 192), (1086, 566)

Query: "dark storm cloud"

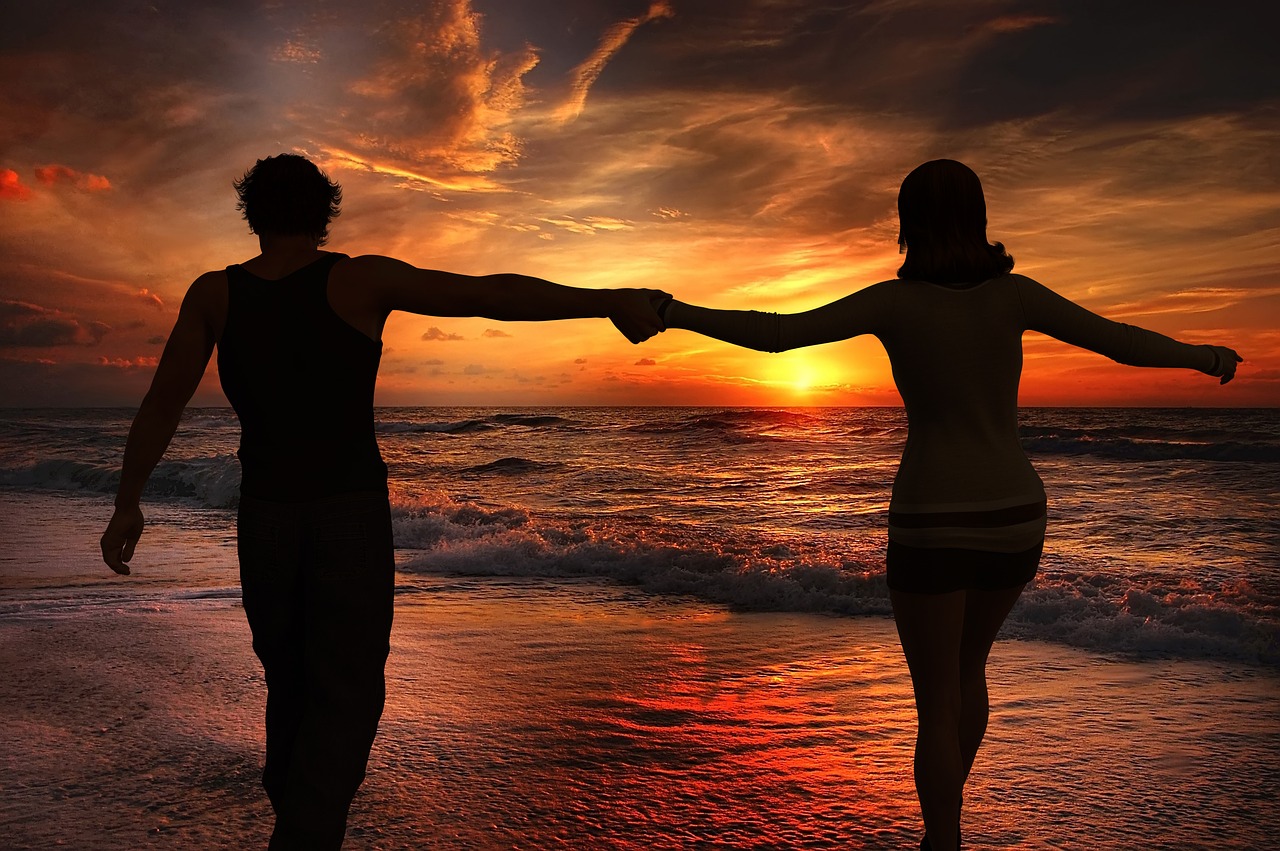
(0, 1), (273, 202)
(582, 0), (1279, 125)
(945, 1), (1280, 126)
(0, 300), (108, 347)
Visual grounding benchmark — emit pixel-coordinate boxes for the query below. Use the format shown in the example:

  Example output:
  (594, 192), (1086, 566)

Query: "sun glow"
(767, 352), (847, 397)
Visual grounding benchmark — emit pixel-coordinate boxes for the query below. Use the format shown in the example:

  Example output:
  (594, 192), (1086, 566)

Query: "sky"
(1, 0), (1277, 407)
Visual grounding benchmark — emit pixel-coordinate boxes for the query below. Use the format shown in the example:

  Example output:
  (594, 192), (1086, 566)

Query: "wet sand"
(2, 576), (1277, 849)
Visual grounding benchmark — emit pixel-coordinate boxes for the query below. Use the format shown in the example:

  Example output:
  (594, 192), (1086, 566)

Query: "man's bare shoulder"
(339, 254), (416, 275)
(180, 270), (230, 331)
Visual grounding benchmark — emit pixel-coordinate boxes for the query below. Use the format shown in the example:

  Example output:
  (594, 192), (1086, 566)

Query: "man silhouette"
(100, 153), (664, 848)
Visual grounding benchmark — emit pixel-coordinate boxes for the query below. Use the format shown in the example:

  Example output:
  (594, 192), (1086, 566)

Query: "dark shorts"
(886, 539), (1042, 594)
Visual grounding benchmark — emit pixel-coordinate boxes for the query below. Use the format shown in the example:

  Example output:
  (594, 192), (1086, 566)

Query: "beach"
(3, 543), (1277, 848)
(2, 406), (1278, 848)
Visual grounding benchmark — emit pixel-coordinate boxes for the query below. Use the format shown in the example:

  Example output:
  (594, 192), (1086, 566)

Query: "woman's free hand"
(1205, 345), (1243, 384)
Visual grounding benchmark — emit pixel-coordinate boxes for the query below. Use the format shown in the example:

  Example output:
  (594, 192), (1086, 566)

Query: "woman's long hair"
(896, 159), (1013, 285)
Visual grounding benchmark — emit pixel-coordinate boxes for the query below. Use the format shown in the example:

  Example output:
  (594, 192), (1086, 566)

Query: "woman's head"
(233, 154), (342, 245)
(896, 159), (1012, 284)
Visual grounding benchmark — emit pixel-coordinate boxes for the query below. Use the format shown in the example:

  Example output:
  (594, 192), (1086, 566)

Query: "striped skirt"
(885, 498), (1046, 594)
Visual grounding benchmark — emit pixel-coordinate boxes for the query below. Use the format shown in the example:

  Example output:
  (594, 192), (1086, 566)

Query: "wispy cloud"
(135, 288), (165, 310)
(556, 1), (674, 124)
(34, 165), (111, 192)
(330, 0), (541, 179)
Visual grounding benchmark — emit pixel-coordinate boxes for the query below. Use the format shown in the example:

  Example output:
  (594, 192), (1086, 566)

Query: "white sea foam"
(389, 492), (1279, 666)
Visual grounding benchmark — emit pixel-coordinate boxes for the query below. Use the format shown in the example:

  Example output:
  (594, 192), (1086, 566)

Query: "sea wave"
(377, 419), (494, 435)
(625, 410), (827, 442)
(459, 457), (565, 476)
(376, 412), (574, 436)
(1021, 434), (1280, 463)
(390, 493), (1279, 667)
(0, 456), (242, 508)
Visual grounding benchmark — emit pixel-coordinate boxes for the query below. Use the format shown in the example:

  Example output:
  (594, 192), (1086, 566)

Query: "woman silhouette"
(656, 159), (1241, 849)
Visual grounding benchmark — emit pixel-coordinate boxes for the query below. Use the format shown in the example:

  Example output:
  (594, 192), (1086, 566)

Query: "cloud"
(135, 288), (165, 310)
(147, 335), (166, 345)
(634, 357), (656, 366)
(422, 326), (465, 341)
(556, 0), (674, 124)
(34, 165), (111, 192)
(0, 300), (108, 347)
(462, 363), (486, 375)
(273, 38), (321, 65)
(482, 328), (512, 338)
(0, 169), (33, 201)
(98, 356), (158, 370)
(323, 0), (541, 180)
(573, 357), (588, 364)
(982, 13), (1059, 35)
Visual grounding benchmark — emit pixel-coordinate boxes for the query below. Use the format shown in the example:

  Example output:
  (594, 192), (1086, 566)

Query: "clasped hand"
(609, 288), (672, 344)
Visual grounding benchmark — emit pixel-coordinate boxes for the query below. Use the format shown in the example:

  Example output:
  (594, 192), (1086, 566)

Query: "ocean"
(3, 406), (1277, 664)
(1, 406), (1277, 848)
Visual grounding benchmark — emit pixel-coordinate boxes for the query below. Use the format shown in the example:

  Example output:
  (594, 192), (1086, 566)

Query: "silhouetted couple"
(101, 154), (1240, 849)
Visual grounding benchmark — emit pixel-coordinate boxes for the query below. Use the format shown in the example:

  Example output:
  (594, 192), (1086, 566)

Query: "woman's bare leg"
(958, 584), (1025, 782)
(891, 589), (966, 851)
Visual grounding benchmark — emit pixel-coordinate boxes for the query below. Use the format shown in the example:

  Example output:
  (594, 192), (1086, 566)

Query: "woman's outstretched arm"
(1013, 275), (1242, 383)
(661, 282), (893, 352)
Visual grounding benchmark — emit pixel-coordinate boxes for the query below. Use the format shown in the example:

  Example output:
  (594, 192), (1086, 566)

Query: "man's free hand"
(101, 505), (144, 575)
(609, 288), (670, 344)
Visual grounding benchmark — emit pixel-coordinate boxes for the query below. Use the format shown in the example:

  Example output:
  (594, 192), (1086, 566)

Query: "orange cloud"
(336, 0), (540, 178)
(97, 356), (158, 370)
(273, 38), (321, 64)
(34, 165), (111, 192)
(135, 288), (165, 310)
(0, 169), (33, 201)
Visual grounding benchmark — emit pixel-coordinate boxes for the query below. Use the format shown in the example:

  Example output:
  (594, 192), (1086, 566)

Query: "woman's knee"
(913, 680), (963, 727)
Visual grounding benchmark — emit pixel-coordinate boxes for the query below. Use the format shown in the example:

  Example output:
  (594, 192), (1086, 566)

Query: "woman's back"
(881, 274), (1041, 511)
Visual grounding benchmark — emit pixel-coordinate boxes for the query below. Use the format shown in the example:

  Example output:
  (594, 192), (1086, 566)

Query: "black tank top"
(217, 253), (387, 501)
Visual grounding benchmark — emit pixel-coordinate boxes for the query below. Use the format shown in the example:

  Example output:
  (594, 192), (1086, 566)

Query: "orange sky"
(1, 0), (1277, 407)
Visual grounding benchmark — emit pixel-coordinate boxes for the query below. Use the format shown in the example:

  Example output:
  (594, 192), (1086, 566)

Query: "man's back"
(217, 252), (387, 502)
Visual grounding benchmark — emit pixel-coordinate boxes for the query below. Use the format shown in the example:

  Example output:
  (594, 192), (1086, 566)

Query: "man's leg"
(238, 498), (307, 818)
(270, 493), (396, 850)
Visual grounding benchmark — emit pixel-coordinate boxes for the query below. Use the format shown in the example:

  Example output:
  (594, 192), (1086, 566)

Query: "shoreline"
(2, 575), (1277, 849)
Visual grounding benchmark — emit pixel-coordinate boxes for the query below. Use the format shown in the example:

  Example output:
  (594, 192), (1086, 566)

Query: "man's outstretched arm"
(348, 255), (666, 343)
(101, 273), (223, 574)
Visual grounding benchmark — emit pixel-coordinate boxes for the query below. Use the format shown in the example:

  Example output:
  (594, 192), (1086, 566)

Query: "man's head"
(233, 154), (342, 245)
